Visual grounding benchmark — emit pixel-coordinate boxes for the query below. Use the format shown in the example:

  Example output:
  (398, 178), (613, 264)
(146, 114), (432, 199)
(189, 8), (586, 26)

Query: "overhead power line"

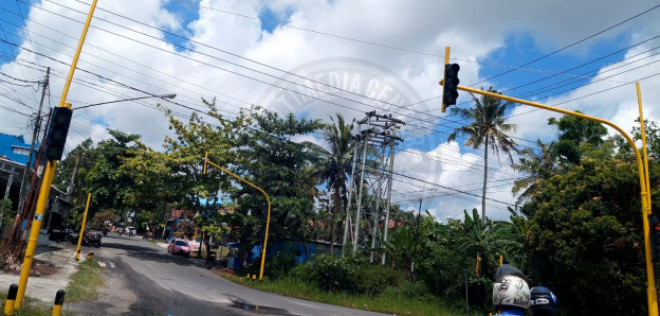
(470, 3), (660, 86)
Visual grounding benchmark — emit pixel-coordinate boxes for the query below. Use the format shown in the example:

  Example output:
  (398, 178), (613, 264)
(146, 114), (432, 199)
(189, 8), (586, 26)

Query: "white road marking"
(98, 261), (106, 267)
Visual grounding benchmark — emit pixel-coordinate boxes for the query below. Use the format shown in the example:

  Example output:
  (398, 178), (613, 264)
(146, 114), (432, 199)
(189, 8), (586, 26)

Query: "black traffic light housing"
(650, 215), (660, 261)
(44, 107), (72, 161)
(442, 63), (460, 113)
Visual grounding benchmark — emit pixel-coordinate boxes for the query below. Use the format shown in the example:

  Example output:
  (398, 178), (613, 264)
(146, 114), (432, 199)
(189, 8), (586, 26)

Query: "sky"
(0, 0), (658, 223)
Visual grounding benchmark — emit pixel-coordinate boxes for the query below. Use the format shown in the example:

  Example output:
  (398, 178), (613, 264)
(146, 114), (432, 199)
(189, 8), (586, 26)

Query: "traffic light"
(442, 63), (460, 113)
(650, 215), (660, 260)
(44, 107), (72, 161)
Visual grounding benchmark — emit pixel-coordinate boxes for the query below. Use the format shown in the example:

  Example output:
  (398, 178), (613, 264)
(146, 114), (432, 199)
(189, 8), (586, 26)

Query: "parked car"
(167, 239), (190, 256)
(69, 229), (103, 248)
(126, 226), (136, 236)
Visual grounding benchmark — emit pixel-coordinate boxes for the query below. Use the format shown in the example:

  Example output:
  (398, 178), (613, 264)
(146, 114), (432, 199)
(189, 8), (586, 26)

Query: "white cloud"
(1, 0), (658, 222)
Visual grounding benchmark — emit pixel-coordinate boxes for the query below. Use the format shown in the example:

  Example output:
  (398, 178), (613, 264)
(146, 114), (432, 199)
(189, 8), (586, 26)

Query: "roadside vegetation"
(222, 270), (478, 316)
(0, 293), (74, 316)
(23, 94), (659, 315)
(65, 260), (105, 302)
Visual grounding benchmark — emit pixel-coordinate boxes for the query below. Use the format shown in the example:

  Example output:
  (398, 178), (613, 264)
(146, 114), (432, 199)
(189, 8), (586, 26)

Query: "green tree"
(307, 114), (354, 254)
(84, 130), (143, 214)
(547, 113), (608, 165)
(448, 88), (518, 224)
(631, 118), (660, 157)
(235, 107), (323, 250)
(523, 158), (654, 315)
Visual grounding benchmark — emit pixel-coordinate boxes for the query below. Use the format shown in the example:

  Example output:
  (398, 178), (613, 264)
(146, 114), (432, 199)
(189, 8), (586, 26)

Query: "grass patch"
(65, 260), (105, 302)
(1, 292), (74, 316)
(220, 273), (481, 316)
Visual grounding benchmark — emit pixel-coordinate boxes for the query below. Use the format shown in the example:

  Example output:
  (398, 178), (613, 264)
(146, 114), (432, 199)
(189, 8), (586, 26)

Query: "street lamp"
(73, 93), (177, 111)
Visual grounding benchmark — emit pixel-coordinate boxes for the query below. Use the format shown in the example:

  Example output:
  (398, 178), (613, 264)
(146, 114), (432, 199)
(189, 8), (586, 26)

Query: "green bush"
(300, 255), (403, 295)
(303, 255), (357, 292)
(266, 253), (297, 279)
(240, 253), (298, 280)
(354, 264), (404, 295)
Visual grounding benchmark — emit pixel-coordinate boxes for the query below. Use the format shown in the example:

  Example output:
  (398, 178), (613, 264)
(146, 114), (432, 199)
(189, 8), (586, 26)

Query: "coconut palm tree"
(512, 139), (559, 205)
(307, 114), (355, 254)
(448, 88), (518, 225)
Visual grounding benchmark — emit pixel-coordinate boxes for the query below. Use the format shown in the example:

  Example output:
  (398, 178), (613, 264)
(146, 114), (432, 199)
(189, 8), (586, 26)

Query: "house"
(0, 132), (69, 239)
(163, 209), (195, 240)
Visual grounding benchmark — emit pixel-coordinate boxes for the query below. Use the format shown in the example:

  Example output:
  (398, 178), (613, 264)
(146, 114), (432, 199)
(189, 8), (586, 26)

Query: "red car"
(167, 239), (190, 256)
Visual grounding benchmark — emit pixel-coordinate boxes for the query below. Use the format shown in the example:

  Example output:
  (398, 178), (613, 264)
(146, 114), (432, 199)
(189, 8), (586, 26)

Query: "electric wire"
(469, 3), (660, 87)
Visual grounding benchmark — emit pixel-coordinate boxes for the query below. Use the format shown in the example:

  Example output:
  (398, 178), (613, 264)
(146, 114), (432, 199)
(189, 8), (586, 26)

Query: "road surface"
(77, 234), (388, 316)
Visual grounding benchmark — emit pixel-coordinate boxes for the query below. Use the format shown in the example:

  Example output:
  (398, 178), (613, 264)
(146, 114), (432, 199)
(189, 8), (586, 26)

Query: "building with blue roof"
(0, 132), (69, 240)
(0, 133), (38, 165)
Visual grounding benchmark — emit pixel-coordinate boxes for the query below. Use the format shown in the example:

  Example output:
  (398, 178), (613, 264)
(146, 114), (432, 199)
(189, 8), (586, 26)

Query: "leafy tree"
(631, 118), (660, 157)
(307, 114), (354, 254)
(523, 158), (654, 315)
(547, 113), (608, 165)
(84, 130), (143, 215)
(449, 88), (518, 224)
(234, 107), (323, 250)
(90, 209), (117, 230)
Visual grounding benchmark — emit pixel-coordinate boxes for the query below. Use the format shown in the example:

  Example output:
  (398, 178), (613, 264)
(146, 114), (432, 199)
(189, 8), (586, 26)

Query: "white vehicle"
(127, 226), (136, 236)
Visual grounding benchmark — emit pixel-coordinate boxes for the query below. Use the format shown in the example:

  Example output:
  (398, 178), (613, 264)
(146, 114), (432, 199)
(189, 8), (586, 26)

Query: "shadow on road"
(101, 241), (197, 267)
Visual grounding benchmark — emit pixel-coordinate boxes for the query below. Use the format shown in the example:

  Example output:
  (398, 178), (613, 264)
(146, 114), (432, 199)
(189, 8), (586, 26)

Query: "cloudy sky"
(0, 0), (658, 222)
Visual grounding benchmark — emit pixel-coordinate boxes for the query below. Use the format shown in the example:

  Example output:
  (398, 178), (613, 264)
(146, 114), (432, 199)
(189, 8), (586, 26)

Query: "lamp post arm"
(203, 154), (271, 281)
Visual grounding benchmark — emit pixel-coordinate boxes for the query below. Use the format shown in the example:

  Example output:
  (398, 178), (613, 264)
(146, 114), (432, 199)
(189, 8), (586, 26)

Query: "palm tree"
(512, 139), (559, 205)
(307, 114), (355, 254)
(448, 88), (518, 225)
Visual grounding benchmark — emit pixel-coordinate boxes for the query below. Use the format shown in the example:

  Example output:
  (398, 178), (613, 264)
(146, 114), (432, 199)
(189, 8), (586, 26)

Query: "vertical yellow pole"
(499, 255), (503, 266)
(4, 284), (18, 315)
(193, 227), (198, 241)
(51, 289), (65, 316)
(637, 83), (652, 213)
(441, 46), (450, 113)
(203, 151), (208, 174)
(637, 82), (658, 315)
(75, 193), (92, 261)
(14, 0), (98, 308)
(259, 195), (272, 280)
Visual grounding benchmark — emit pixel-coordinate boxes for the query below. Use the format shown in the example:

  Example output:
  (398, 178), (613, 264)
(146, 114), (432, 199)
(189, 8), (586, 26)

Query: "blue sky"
(0, 0), (658, 221)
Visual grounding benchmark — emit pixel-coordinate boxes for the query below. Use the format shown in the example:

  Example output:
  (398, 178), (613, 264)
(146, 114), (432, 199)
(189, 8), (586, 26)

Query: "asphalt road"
(85, 234), (388, 316)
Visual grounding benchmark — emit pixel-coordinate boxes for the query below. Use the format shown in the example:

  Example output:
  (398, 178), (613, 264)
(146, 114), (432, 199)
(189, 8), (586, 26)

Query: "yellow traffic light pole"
(203, 152), (272, 281)
(14, 0), (98, 308)
(75, 193), (92, 261)
(440, 82), (657, 316)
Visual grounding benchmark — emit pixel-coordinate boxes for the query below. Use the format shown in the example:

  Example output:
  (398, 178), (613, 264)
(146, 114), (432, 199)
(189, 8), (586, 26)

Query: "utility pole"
(411, 198), (422, 276)
(16, 68), (49, 218)
(349, 111), (403, 258)
(8, 109), (51, 245)
(67, 154), (81, 201)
